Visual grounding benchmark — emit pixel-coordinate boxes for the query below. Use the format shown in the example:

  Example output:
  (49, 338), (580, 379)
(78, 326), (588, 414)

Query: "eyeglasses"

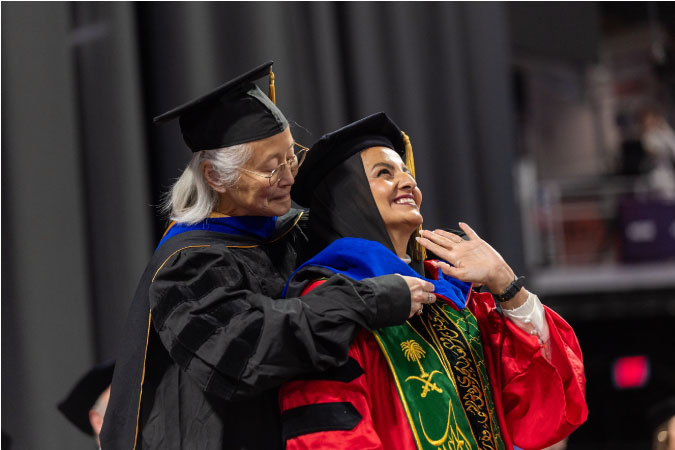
(239, 142), (309, 186)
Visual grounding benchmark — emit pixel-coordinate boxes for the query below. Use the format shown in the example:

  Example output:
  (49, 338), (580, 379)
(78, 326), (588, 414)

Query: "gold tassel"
(402, 131), (427, 261)
(402, 131), (415, 179)
(268, 66), (276, 104)
(412, 225), (427, 262)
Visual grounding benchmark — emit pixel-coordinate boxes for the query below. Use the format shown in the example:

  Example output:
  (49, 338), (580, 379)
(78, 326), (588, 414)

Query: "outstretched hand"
(416, 222), (515, 295)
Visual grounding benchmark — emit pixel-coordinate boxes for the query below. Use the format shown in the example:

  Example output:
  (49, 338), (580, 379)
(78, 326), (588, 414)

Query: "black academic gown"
(100, 209), (410, 450)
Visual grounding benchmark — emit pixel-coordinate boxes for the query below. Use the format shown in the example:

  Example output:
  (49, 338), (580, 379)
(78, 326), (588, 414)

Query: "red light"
(613, 355), (650, 389)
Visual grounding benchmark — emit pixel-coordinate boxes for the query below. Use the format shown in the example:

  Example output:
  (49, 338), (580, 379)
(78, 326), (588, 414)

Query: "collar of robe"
(284, 237), (471, 310)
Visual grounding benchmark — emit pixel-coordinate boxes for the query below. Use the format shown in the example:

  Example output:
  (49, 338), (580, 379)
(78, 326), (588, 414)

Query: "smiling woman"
(279, 112), (588, 450)
(101, 65), (426, 450)
(202, 128), (296, 217)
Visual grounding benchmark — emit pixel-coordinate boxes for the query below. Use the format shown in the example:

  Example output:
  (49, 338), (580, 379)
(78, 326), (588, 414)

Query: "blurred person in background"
(649, 397), (675, 450)
(639, 105), (675, 201)
(617, 111), (648, 178)
(279, 113), (587, 450)
(100, 62), (432, 450)
(58, 361), (115, 449)
(1, 431), (12, 450)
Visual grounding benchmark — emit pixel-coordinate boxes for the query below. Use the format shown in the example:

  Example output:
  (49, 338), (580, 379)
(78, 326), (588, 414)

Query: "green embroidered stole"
(373, 302), (506, 450)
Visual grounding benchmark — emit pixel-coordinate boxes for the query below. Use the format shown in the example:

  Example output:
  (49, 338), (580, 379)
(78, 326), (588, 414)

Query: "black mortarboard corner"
(57, 360), (115, 435)
(292, 112), (406, 207)
(154, 61), (288, 152)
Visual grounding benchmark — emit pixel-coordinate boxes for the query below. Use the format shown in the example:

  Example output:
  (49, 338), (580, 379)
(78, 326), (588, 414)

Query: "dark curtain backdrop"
(2, 2), (522, 449)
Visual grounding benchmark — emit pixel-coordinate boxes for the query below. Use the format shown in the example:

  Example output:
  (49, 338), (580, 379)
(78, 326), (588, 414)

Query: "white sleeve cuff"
(500, 291), (550, 344)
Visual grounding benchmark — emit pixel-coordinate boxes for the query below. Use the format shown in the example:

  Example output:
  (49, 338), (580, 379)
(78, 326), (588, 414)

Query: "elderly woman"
(279, 112), (587, 450)
(100, 64), (433, 450)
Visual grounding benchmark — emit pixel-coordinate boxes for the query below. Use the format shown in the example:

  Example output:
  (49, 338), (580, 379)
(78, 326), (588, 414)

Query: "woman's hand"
(398, 275), (436, 318)
(416, 222), (516, 296)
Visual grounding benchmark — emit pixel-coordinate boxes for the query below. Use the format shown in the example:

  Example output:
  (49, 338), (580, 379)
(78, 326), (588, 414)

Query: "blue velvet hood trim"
(157, 216), (277, 250)
(284, 237), (471, 310)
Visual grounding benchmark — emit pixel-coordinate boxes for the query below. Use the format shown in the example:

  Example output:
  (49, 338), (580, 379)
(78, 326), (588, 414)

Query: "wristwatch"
(494, 275), (525, 302)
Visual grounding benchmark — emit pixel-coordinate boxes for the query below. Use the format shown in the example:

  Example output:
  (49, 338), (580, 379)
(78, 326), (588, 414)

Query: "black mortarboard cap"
(154, 61), (288, 152)
(57, 360), (115, 435)
(647, 396), (675, 431)
(292, 112), (405, 207)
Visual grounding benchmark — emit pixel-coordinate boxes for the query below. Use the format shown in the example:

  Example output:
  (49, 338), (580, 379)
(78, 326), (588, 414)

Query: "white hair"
(161, 143), (253, 224)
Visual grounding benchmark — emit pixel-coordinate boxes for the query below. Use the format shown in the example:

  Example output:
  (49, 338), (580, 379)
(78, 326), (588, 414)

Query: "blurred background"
(2, 2), (675, 449)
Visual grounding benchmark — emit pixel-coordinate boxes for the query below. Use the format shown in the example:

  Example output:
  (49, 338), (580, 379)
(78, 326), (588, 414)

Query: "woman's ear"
(201, 160), (227, 193)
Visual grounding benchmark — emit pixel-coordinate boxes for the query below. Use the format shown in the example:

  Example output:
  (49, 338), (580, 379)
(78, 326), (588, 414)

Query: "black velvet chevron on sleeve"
(298, 357), (364, 383)
(281, 402), (362, 442)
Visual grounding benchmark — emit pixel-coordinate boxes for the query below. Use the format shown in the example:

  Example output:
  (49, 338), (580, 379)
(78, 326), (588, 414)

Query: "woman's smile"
(392, 194), (418, 207)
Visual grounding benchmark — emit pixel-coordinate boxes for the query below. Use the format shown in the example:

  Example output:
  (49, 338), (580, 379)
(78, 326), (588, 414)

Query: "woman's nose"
(397, 171), (417, 190)
(277, 163), (295, 186)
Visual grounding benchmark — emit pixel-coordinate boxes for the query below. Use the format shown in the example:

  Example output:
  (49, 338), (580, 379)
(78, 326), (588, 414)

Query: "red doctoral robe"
(280, 273), (587, 450)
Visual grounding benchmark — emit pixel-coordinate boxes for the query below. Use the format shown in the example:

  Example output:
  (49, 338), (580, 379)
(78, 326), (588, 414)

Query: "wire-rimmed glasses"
(239, 142), (309, 186)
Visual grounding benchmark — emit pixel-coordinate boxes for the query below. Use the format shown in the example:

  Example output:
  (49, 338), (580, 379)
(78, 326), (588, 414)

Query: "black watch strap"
(494, 275), (525, 302)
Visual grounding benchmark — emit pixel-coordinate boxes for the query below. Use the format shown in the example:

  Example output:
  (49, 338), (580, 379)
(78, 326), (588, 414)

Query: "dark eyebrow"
(370, 161), (410, 173)
(370, 162), (396, 172)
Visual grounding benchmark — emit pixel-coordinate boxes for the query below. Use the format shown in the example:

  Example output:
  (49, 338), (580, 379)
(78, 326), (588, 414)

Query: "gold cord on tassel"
(401, 131), (416, 180)
(402, 131), (427, 261)
(413, 225), (427, 262)
(268, 66), (276, 104)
